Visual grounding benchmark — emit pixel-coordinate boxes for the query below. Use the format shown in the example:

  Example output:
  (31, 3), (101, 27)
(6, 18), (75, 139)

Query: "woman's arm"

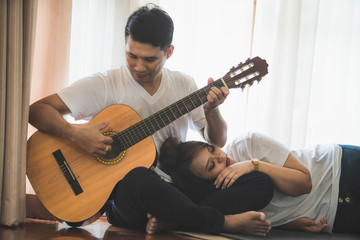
(215, 153), (312, 197)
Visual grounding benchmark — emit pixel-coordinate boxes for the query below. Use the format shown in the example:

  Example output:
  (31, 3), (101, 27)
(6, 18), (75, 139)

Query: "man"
(29, 4), (273, 236)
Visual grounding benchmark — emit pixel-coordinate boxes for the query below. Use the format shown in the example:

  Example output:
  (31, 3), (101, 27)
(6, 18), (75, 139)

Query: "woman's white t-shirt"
(226, 131), (342, 232)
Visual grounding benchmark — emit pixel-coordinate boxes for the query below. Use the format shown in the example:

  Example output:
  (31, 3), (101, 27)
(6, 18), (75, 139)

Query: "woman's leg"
(333, 145), (360, 234)
(198, 172), (274, 214)
(106, 167), (224, 234)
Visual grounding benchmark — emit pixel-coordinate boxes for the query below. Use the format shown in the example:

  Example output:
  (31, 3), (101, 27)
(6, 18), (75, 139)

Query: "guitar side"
(26, 104), (156, 225)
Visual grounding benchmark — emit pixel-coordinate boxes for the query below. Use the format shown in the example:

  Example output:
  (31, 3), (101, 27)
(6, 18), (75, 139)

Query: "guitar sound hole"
(104, 143), (120, 159)
(96, 132), (127, 165)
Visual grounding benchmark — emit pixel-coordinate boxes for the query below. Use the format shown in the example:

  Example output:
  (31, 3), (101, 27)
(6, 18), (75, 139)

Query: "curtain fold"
(26, 0), (72, 196)
(0, 0), (37, 226)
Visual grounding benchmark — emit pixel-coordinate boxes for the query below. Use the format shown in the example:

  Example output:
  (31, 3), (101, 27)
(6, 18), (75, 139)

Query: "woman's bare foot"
(146, 213), (175, 234)
(223, 211), (271, 236)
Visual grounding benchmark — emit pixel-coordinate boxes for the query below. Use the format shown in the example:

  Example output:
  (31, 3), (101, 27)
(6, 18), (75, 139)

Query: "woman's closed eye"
(208, 161), (215, 171)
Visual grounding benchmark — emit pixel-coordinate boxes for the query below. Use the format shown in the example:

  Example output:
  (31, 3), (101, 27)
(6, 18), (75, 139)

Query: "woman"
(158, 131), (360, 235)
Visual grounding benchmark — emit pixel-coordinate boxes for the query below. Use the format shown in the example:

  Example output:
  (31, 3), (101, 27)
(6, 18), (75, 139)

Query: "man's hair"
(125, 4), (174, 51)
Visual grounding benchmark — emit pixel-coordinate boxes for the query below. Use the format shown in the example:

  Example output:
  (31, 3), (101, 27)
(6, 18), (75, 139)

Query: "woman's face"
(189, 145), (231, 180)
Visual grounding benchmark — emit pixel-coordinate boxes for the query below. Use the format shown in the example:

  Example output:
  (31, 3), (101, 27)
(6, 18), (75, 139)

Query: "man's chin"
(132, 73), (148, 81)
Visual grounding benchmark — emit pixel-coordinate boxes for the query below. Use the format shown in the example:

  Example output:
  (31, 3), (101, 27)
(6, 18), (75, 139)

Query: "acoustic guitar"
(26, 56), (268, 226)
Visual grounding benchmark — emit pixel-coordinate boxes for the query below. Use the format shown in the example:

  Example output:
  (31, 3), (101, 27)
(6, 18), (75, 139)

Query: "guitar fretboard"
(113, 79), (225, 152)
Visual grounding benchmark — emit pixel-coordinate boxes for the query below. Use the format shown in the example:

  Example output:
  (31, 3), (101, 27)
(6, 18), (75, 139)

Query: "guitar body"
(26, 104), (156, 226)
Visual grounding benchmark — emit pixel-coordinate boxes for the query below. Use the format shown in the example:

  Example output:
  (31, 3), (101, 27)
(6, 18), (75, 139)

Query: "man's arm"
(29, 94), (112, 156)
(29, 94), (73, 137)
(199, 78), (229, 148)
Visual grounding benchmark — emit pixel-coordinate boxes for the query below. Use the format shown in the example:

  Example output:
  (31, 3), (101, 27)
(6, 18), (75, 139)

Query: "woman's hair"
(125, 4), (174, 51)
(159, 137), (216, 201)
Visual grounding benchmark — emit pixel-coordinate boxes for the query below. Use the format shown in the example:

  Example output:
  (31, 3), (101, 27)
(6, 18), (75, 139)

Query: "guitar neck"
(114, 79), (225, 151)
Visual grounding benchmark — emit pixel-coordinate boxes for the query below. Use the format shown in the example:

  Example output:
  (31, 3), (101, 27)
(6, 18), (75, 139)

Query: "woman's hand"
(214, 161), (253, 189)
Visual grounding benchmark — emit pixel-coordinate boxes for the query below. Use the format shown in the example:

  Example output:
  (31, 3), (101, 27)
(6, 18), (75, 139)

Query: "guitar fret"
(202, 88), (208, 95)
(133, 129), (141, 144)
(169, 106), (177, 119)
(181, 99), (190, 112)
(194, 92), (204, 104)
(159, 112), (166, 126)
(128, 129), (136, 146)
(162, 109), (172, 123)
(153, 116), (162, 130)
(114, 135), (126, 152)
(137, 123), (148, 138)
(143, 121), (154, 135)
(188, 95), (196, 108)
(175, 104), (183, 115)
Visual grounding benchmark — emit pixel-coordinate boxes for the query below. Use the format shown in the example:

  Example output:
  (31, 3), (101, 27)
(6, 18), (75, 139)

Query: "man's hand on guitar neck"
(203, 77), (229, 113)
(69, 120), (113, 157)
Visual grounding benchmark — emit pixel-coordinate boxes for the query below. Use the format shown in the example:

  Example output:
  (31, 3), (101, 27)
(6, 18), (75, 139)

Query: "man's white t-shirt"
(226, 131), (342, 232)
(58, 65), (206, 157)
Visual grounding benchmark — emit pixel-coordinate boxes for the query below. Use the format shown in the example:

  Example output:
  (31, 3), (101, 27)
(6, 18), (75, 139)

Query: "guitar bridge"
(52, 149), (83, 196)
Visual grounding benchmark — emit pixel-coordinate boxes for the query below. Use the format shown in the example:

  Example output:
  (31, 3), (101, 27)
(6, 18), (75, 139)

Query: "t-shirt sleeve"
(57, 74), (108, 120)
(227, 131), (290, 167)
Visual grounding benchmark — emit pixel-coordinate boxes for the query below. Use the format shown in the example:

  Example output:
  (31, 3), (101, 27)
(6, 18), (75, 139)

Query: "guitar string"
(110, 66), (259, 152)
(67, 64), (258, 170)
(56, 83), (211, 175)
(107, 80), (217, 153)
(54, 62), (260, 186)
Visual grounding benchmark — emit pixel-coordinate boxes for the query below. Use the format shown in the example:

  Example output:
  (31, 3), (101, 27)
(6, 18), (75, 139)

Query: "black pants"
(106, 167), (273, 234)
(333, 145), (360, 234)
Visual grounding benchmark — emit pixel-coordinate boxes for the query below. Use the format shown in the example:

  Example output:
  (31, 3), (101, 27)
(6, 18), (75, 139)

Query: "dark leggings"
(106, 167), (273, 234)
(333, 145), (360, 234)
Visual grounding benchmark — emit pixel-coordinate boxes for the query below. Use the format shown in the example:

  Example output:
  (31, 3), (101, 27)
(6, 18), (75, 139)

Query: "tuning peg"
(230, 66), (235, 71)
(241, 85), (246, 91)
(248, 81), (254, 86)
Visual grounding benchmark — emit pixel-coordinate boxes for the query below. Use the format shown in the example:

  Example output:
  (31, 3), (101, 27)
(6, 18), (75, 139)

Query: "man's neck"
(140, 72), (162, 96)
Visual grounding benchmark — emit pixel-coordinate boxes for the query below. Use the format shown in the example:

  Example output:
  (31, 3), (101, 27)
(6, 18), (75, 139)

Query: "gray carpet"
(221, 229), (360, 239)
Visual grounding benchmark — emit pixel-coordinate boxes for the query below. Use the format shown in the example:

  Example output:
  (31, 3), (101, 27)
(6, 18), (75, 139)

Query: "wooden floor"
(0, 216), (196, 240)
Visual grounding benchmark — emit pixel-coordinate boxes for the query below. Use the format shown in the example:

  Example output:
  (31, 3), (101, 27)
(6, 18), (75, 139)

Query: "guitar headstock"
(222, 56), (268, 90)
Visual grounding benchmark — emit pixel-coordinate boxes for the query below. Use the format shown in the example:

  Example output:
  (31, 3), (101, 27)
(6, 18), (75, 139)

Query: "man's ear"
(166, 45), (174, 59)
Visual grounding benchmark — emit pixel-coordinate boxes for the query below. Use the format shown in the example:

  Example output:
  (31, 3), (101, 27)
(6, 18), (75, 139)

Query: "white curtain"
(250, 0), (360, 148)
(68, 0), (360, 149)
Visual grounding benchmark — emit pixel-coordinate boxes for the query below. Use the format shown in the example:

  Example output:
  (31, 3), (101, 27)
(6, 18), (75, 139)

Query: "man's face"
(125, 36), (173, 84)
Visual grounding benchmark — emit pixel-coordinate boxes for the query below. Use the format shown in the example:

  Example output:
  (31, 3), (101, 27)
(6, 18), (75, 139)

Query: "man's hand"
(70, 120), (113, 157)
(203, 77), (229, 113)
